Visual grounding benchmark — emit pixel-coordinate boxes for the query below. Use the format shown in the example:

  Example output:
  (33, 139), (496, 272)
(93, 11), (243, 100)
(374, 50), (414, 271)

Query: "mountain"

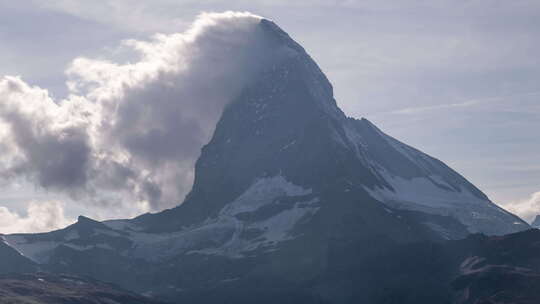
(0, 237), (36, 274)
(309, 228), (540, 304)
(531, 215), (540, 228)
(129, 18), (527, 238)
(131, 19), (527, 237)
(0, 18), (531, 303)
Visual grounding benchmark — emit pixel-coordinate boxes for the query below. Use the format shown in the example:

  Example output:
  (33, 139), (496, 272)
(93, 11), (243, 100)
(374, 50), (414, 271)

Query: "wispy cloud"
(379, 91), (540, 116)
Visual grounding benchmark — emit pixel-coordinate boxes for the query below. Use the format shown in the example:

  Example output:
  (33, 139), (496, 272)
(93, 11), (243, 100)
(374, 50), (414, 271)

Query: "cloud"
(0, 76), (92, 192)
(0, 11), (293, 214)
(374, 91), (540, 116)
(0, 201), (71, 234)
(504, 192), (540, 223)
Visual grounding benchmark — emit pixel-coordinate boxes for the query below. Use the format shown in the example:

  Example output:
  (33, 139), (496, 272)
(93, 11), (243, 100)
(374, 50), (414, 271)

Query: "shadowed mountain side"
(0, 239), (37, 274)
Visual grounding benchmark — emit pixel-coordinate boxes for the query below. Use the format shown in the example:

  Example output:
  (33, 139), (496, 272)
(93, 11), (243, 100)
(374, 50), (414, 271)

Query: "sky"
(0, 1), (539, 232)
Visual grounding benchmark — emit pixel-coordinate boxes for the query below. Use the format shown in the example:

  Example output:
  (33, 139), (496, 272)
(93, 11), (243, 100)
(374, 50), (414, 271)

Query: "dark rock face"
(0, 239), (36, 274)
(0, 19), (533, 303)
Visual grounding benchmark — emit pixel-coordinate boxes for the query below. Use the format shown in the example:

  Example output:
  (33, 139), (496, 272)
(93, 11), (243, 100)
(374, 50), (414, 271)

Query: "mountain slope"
(0, 237), (37, 273)
(132, 18), (527, 238)
(0, 273), (166, 304)
(0, 18), (530, 302)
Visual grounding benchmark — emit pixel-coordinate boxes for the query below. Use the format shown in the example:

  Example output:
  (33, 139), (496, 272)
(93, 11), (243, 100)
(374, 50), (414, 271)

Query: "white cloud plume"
(0, 201), (71, 234)
(505, 191), (540, 223)
(0, 11), (292, 214)
(0, 76), (92, 191)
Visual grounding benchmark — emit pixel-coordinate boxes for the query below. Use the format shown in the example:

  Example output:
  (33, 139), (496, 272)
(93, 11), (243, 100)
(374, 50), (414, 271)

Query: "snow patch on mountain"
(324, 115), (529, 236)
(367, 172), (485, 209)
(126, 175), (319, 260)
(225, 175), (312, 214)
(6, 176), (320, 263)
(365, 170), (528, 234)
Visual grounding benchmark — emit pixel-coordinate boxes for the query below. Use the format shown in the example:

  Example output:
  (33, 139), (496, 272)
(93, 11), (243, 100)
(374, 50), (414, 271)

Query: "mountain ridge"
(0, 18), (532, 303)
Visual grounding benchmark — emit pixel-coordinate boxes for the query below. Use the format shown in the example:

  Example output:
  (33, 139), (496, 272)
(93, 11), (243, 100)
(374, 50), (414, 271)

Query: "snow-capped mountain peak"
(0, 18), (530, 301)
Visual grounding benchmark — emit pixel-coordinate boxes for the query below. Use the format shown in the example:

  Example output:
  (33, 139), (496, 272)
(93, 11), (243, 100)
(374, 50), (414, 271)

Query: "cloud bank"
(0, 11), (282, 218)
